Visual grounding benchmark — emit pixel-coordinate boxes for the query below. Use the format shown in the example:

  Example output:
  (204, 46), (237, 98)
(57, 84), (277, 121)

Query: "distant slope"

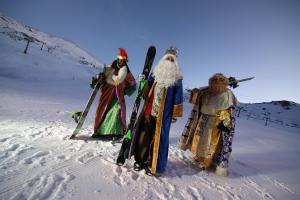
(0, 14), (102, 69)
(183, 89), (300, 133)
(238, 101), (300, 131)
(0, 14), (103, 99)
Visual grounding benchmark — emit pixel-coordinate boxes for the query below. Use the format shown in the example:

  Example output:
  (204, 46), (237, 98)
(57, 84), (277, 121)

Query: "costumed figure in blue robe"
(130, 47), (183, 175)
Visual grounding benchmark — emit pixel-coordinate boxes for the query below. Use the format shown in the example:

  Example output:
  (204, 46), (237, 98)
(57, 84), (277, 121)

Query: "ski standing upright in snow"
(69, 67), (106, 139)
(116, 46), (156, 165)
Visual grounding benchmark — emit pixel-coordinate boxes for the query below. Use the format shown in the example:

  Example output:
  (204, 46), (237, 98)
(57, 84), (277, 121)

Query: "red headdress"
(117, 48), (129, 61)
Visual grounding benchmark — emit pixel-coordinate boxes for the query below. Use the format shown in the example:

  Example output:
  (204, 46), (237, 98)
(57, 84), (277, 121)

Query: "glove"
(228, 77), (239, 88)
(90, 75), (99, 89)
(217, 121), (230, 132)
(138, 74), (146, 81)
(90, 73), (106, 89)
(171, 118), (177, 123)
(191, 88), (199, 93)
(71, 111), (82, 123)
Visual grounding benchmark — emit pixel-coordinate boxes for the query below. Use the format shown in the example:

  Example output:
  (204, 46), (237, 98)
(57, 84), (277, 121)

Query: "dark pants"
(134, 115), (156, 167)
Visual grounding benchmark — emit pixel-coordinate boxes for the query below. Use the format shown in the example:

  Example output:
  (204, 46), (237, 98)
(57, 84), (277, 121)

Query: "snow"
(1, 14), (300, 200)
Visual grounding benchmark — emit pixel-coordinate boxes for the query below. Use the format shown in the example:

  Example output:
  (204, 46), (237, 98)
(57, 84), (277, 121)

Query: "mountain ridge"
(0, 13), (103, 69)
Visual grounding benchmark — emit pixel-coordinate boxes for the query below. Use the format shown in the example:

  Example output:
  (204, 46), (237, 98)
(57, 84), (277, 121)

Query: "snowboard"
(116, 46), (156, 165)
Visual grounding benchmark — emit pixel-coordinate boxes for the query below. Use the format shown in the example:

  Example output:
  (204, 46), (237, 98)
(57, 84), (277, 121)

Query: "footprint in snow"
(76, 151), (95, 164)
(0, 137), (10, 143)
(112, 165), (127, 186)
(55, 155), (70, 162)
(10, 172), (75, 200)
(186, 186), (204, 200)
(21, 151), (51, 165)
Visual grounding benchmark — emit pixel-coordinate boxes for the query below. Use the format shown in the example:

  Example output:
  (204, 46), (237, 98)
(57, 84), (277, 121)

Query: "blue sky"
(1, 0), (300, 103)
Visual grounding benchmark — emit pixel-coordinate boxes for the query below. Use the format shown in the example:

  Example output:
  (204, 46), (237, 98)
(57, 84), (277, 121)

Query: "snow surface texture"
(1, 14), (300, 200)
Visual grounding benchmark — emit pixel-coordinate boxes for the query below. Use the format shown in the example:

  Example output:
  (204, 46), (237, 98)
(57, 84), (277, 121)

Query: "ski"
(69, 67), (106, 139)
(116, 46), (156, 165)
(228, 76), (255, 88)
(188, 76), (255, 93)
(188, 76), (254, 109)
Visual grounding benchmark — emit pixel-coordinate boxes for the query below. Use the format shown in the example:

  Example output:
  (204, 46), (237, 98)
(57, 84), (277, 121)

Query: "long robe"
(178, 88), (238, 171)
(176, 88), (203, 151)
(94, 61), (136, 137)
(130, 74), (183, 174)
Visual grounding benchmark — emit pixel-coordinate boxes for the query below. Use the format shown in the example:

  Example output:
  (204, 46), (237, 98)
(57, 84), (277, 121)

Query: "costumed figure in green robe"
(92, 48), (136, 140)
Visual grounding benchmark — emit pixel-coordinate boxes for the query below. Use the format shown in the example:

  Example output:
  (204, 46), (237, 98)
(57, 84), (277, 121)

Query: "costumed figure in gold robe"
(177, 73), (238, 176)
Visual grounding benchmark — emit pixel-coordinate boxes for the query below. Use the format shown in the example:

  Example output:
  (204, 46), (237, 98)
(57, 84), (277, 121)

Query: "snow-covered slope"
(183, 89), (300, 134)
(0, 14), (102, 69)
(0, 14), (300, 200)
(0, 13), (102, 100)
(238, 101), (300, 133)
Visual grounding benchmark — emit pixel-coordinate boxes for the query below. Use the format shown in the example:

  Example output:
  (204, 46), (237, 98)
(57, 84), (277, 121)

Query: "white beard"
(153, 54), (182, 88)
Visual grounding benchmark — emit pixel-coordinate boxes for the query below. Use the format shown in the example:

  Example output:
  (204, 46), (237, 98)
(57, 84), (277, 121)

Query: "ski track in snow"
(242, 177), (274, 200)
(8, 172), (75, 200)
(0, 118), (297, 199)
(197, 176), (241, 200)
(262, 175), (294, 194)
(76, 151), (96, 164)
(0, 119), (76, 199)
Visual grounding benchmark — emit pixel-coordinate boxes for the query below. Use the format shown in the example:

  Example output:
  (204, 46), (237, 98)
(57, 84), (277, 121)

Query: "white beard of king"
(153, 54), (182, 88)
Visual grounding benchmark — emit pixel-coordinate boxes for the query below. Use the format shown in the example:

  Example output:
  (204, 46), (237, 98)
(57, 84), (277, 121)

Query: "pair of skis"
(116, 46), (156, 165)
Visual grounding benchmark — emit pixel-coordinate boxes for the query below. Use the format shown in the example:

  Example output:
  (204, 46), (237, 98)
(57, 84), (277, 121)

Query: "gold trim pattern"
(151, 88), (166, 174)
(172, 104), (183, 118)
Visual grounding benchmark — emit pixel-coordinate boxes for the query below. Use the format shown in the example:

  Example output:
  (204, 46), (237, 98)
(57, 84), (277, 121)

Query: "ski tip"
(148, 46), (156, 53)
(116, 162), (124, 166)
(116, 160), (125, 166)
(69, 135), (75, 139)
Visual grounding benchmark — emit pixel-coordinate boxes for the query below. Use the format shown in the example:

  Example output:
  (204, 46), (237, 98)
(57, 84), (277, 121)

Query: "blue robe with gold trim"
(153, 76), (183, 173)
(131, 74), (183, 174)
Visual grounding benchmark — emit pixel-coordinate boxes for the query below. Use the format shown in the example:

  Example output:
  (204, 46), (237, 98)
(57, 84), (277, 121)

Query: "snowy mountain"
(0, 13), (103, 100)
(238, 101), (300, 132)
(1, 14), (300, 200)
(183, 89), (300, 134)
(0, 14), (102, 69)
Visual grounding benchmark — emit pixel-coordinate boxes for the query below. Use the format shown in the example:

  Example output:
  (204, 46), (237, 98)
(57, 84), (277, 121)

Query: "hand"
(114, 79), (119, 86)
(228, 77), (239, 88)
(171, 118), (177, 123)
(99, 72), (106, 81)
(138, 74), (146, 81)
(191, 88), (199, 93)
(90, 72), (106, 89)
(89, 75), (99, 89)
